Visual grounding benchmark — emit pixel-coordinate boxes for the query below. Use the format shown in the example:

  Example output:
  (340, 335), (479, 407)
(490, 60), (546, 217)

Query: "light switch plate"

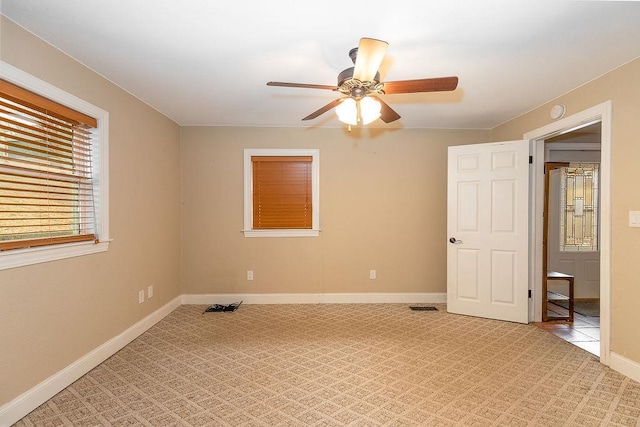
(630, 211), (640, 227)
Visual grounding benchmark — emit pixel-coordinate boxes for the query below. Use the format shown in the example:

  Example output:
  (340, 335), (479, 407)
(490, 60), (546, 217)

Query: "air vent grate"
(409, 306), (438, 311)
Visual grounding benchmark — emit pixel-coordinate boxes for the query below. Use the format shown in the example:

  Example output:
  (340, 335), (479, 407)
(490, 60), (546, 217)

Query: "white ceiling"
(2, 0), (640, 129)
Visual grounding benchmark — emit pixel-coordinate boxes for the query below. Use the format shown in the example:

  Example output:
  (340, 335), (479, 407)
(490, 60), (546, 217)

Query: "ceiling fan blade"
(383, 76), (459, 94)
(371, 96), (401, 123)
(352, 38), (389, 82)
(267, 81), (338, 90)
(302, 98), (343, 121)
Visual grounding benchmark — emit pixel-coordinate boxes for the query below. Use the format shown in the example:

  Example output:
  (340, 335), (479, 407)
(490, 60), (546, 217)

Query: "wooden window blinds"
(0, 79), (98, 251)
(251, 156), (312, 229)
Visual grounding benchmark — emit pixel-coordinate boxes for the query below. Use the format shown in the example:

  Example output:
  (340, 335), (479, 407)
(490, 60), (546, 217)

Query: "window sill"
(242, 229), (320, 238)
(0, 240), (110, 271)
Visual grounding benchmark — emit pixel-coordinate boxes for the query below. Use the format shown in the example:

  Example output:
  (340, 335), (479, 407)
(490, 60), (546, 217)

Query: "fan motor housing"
(337, 67), (381, 87)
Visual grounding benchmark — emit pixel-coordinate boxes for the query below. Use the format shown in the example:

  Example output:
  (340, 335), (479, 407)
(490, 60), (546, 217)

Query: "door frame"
(524, 101), (612, 365)
(542, 162), (570, 322)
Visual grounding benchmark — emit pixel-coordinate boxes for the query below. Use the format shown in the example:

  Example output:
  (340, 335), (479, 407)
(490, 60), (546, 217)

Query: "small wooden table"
(545, 271), (574, 322)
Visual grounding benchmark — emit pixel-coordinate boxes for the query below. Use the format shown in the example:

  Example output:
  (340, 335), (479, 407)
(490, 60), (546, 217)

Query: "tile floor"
(533, 302), (600, 357)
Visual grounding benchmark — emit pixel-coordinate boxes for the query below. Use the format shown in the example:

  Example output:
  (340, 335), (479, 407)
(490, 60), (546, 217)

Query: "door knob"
(449, 237), (463, 244)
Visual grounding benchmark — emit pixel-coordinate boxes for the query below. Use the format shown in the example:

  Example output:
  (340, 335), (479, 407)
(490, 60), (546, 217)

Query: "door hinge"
(528, 289), (532, 298)
(529, 155), (533, 164)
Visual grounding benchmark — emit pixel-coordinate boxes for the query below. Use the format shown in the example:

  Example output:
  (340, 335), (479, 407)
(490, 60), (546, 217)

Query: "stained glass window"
(559, 163), (599, 252)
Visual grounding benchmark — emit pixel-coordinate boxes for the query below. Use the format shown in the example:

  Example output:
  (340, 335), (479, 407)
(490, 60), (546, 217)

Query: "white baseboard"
(610, 351), (640, 384)
(181, 292), (447, 305)
(0, 296), (181, 427)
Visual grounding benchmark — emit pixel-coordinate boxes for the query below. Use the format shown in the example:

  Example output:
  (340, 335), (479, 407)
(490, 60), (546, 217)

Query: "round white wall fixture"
(550, 104), (566, 119)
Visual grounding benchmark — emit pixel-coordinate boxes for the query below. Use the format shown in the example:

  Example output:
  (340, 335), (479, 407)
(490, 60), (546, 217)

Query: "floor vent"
(409, 306), (438, 311)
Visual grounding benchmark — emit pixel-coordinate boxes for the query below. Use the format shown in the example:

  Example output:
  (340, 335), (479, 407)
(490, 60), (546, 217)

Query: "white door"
(447, 140), (529, 323)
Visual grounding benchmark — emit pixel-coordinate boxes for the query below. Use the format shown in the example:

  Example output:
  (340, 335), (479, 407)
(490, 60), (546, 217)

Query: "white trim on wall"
(524, 100), (612, 366)
(181, 292), (447, 305)
(610, 352), (640, 384)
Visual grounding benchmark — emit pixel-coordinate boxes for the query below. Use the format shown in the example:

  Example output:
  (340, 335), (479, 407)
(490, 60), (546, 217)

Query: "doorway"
(539, 124), (602, 356)
(525, 101), (612, 365)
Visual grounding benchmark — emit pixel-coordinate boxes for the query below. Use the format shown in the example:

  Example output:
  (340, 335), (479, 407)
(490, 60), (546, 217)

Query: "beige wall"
(0, 17), (182, 405)
(491, 57), (640, 364)
(180, 126), (489, 295)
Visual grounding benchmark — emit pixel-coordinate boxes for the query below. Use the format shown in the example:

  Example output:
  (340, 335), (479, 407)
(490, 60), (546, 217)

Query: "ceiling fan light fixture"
(336, 96), (381, 126)
(267, 37), (458, 126)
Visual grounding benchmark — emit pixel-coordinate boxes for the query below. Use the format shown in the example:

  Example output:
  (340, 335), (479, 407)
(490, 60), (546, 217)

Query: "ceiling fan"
(267, 37), (459, 126)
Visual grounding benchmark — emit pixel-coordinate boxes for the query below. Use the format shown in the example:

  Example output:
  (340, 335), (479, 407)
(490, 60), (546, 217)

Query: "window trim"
(243, 148), (319, 237)
(0, 61), (110, 270)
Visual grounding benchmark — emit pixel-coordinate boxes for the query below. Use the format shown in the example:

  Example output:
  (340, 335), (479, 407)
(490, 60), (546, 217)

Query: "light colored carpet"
(14, 304), (640, 426)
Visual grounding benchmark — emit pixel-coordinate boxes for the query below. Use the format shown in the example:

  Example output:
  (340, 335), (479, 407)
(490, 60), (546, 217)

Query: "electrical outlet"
(370, 270), (377, 280)
(138, 290), (145, 304)
(147, 285), (154, 298)
(247, 270), (254, 281)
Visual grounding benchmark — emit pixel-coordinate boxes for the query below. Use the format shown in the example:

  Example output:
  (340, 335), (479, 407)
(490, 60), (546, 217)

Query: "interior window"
(559, 163), (599, 252)
(243, 148), (319, 237)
